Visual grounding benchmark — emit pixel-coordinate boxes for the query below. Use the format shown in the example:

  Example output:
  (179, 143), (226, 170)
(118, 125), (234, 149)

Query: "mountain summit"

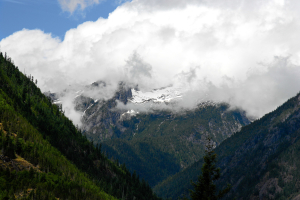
(47, 81), (250, 187)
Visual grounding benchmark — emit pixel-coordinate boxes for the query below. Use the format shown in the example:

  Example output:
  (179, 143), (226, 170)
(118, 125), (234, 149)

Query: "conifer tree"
(189, 137), (231, 200)
(3, 133), (16, 159)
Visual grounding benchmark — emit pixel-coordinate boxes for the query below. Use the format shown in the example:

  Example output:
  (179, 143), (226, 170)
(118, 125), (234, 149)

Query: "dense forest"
(99, 105), (249, 187)
(0, 52), (161, 199)
(154, 90), (300, 199)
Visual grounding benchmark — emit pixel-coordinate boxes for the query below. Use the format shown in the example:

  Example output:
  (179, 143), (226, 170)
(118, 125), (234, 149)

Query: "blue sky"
(0, 0), (122, 40)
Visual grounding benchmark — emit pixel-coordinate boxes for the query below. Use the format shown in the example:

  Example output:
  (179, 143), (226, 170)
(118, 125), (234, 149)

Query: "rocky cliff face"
(80, 82), (133, 140)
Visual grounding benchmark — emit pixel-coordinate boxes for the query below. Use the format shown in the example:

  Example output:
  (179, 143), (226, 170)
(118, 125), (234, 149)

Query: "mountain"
(55, 81), (250, 187)
(153, 91), (300, 199)
(100, 102), (250, 187)
(0, 52), (161, 200)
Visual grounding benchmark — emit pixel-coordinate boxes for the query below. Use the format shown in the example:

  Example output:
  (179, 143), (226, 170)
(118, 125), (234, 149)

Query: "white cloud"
(1, 0), (300, 122)
(57, 0), (101, 14)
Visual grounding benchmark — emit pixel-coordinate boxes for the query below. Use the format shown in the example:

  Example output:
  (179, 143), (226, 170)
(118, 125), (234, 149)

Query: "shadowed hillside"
(154, 91), (300, 200)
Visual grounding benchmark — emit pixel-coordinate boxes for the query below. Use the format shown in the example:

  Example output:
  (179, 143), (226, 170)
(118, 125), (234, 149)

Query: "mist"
(1, 0), (300, 124)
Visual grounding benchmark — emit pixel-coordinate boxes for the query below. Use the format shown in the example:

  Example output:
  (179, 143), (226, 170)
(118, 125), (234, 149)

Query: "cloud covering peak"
(1, 0), (300, 119)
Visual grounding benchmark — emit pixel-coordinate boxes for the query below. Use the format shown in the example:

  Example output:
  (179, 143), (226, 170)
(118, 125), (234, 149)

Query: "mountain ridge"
(47, 81), (250, 187)
(0, 52), (161, 200)
(153, 91), (300, 199)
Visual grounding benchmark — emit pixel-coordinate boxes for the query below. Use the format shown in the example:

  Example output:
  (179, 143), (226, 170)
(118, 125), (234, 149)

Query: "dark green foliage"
(0, 91), (115, 199)
(102, 139), (181, 187)
(0, 168), (107, 200)
(95, 104), (249, 187)
(0, 52), (161, 200)
(2, 133), (16, 159)
(154, 91), (300, 200)
(189, 138), (231, 200)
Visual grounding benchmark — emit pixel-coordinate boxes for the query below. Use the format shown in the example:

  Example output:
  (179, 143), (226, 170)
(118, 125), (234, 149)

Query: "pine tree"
(189, 137), (231, 200)
(3, 133), (16, 159)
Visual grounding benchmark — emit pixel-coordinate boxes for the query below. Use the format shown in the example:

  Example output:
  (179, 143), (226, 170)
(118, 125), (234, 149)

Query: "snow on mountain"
(129, 86), (182, 104)
(45, 82), (220, 125)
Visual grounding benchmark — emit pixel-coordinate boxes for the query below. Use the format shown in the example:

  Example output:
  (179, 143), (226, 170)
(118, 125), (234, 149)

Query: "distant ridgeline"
(154, 89), (300, 199)
(76, 82), (250, 187)
(0, 52), (161, 200)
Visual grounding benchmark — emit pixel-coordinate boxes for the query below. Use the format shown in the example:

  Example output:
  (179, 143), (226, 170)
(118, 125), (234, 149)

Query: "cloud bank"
(1, 0), (300, 122)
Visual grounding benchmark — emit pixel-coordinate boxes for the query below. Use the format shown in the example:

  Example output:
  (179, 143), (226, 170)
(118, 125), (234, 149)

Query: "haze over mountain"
(2, 0), (300, 124)
(56, 82), (250, 187)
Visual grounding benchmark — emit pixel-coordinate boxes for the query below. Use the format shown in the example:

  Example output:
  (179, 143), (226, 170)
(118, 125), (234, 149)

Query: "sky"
(0, 0), (124, 40)
(1, 0), (300, 124)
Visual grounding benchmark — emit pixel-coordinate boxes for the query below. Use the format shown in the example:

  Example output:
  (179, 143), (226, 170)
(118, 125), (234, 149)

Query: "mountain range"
(2, 51), (300, 200)
(47, 81), (251, 187)
(48, 74), (300, 200)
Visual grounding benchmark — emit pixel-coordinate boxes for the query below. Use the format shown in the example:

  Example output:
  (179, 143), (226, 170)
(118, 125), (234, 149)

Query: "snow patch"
(129, 86), (182, 104)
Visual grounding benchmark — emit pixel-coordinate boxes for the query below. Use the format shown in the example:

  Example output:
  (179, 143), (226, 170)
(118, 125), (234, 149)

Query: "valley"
(2, 50), (300, 200)
(48, 81), (250, 187)
(2, 0), (300, 199)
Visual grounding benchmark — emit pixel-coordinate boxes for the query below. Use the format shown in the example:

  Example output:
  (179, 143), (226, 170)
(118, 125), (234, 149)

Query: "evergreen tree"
(189, 137), (231, 200)
(3, 133), (16, 159)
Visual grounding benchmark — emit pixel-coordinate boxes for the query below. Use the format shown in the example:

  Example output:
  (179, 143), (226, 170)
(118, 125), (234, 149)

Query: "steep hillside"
(0, 52), (161, 200)
(154, 91), (300, 200)
(100, 103), (249, 187)
(0, 91), (115, 199)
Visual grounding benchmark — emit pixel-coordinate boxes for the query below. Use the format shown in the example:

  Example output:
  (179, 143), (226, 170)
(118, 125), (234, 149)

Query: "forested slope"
(0, 52), (160, 200)
(100, 105), (249, 187)
(0, 89), (115, 199)
(154, 91), (300, 199)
